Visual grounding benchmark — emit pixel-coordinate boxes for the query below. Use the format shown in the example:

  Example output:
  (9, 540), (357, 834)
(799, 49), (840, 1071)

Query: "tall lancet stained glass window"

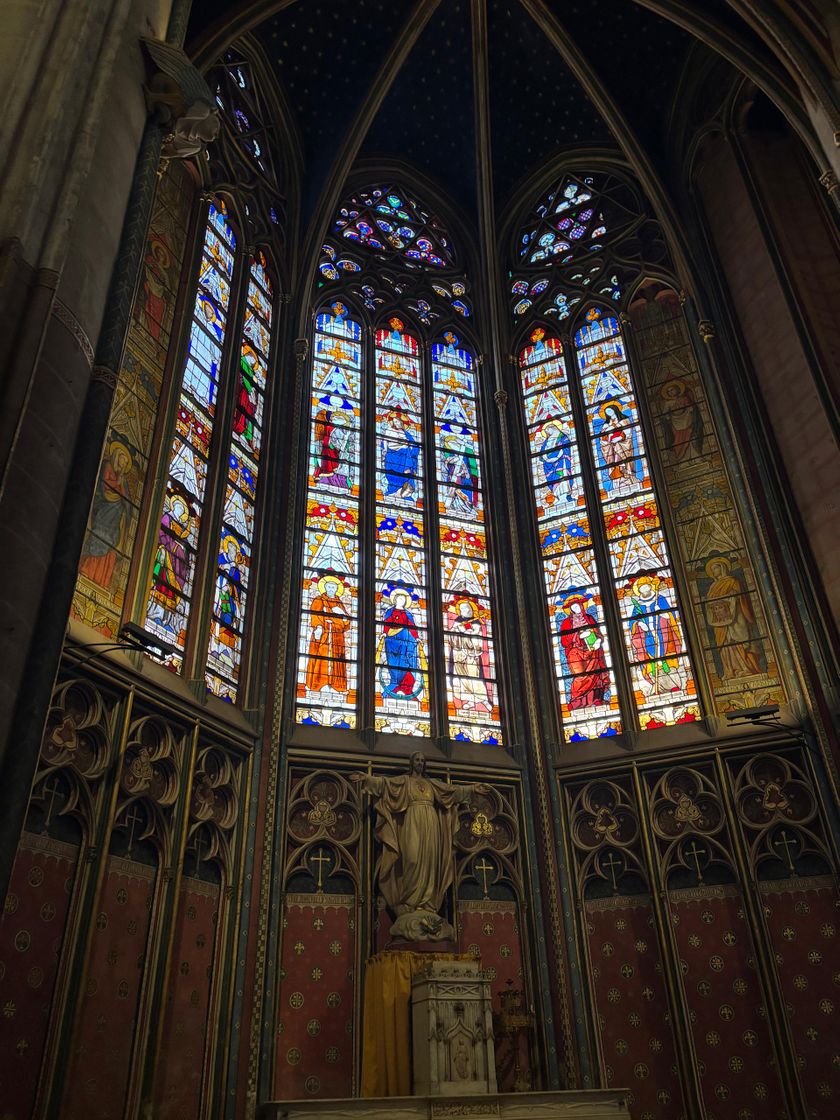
(144, 202), (236, 666)
(296, 185), (502, 743)
(513, 172), (698, 741)
(141, 199), (276, 703)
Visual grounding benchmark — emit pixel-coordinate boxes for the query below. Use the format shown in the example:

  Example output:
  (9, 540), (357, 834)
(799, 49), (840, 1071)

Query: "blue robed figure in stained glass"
(379, 588), (424, 699)
(538, 418), (573, 501)
(380, 406), (419, 500)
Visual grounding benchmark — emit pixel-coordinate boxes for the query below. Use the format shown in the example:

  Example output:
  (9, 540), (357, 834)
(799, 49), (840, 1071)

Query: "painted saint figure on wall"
(558, 591), (610, 709)
(135, 233), (172, 341)
(379, 588), (425, 700)
(305, 574), (351, 697)
(444, 597), (493, 714)
(659, 377), (703, 464)
(79, 440), (133, 588)
(702, 556), (766, 680)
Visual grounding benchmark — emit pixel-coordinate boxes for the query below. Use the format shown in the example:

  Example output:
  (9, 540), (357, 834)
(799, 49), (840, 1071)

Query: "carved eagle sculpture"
(141, 37), (221, 161)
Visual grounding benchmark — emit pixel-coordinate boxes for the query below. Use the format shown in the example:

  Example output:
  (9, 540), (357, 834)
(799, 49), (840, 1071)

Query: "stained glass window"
(509, 172), (658, 325)
(297, 183), (502, 744)
(575, 308), (696, 729)
(519, 310), (698, 740)
(434, 334), (501, 743)
(297, 303), (362, 730)
(205, 252), (273, 701)
(520, 327), (621, 740)
(143, 201), (236, 665)
(138, 194), (277, 704)
(211, 52), (279, 186)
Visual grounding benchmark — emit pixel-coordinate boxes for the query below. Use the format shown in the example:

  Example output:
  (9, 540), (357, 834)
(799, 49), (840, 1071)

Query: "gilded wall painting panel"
(72, 162), (195, 638)
(628, 286), (786, 713)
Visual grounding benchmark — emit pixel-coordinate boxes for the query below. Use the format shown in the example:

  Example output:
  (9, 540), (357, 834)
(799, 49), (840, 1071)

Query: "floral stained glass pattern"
(575, 308), (697, 729)
(374, 321), (429, 736)
(297, 303), (362, 729)
(520, 329), (621, 741)
(143, 201), (236, 664)
(205, 252), (273, 701)
(434, 334), (502, 744)
(333, 188), (454, 268)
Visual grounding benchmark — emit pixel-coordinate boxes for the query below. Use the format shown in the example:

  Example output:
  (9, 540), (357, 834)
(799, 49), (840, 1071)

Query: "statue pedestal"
(258, 1090), (631, 1119)
(411, 959), (496, 1096)
(361, 950), (473, 1098)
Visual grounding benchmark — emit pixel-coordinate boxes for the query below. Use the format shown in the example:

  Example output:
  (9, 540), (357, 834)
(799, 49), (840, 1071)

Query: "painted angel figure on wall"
(350, 752), (490, 942)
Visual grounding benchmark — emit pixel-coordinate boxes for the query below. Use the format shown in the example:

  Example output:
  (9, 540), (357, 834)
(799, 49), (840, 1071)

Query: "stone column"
(0, 0), (182, 895)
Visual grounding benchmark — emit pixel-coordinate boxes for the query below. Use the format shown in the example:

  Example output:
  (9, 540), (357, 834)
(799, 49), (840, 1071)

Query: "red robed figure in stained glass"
(558, 591), (610, 709)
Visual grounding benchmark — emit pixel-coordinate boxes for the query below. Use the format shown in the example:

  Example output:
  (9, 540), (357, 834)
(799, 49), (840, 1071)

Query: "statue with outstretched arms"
(350, 751), (490, 942)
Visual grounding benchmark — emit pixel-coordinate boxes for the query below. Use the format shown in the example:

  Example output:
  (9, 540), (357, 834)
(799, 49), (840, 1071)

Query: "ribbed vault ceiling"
(187, 0), (782, 222)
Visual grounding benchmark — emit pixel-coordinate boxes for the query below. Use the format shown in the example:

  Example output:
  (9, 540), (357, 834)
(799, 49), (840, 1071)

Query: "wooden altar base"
(258, 1090), (630, 1119)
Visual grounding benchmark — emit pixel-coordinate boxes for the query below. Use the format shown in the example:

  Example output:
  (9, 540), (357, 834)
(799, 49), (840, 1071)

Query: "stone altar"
(412, 959), (496, 1096)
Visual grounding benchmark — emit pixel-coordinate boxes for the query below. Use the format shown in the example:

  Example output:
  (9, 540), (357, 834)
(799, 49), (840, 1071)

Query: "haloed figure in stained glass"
(444, 596), (493, 716)
(211, 534), (243, 673)
(148, 493), (191, 633)
(313, 402), (354, 492)
(594, 401), (643, 497)
(440, 433), (478, 516)
(380, 406), (419, 501)
(629, 574), (686, 697)
(538, 418), (574, 503)
(558, 591), (610, 710)
(306, 574), (351, 700)
(379, 588), (425, 701)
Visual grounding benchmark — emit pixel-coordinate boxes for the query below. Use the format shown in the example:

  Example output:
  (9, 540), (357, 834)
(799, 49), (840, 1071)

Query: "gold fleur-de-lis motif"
(593, 806), (619, 838)
(307, 798), (337, 827)
(761, 781), (790, 812)
(674, 794), (701, 823)
(470, 810), (493, 838)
